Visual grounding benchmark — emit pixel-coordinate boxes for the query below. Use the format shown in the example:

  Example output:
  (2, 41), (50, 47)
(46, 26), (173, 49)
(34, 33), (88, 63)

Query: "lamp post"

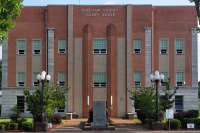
(150, 71), (164, 123)
(37, 71), (51, 123)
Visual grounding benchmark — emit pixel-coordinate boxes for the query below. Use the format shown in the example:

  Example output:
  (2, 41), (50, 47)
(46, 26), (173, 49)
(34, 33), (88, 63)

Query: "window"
(93, 39), (107, 54)
(18, 40), (25, 55)
(58, 72), (65, 86)
(161, 72), (168, 86)
(33, 73), (40, 86)
(133, 39), (141, 54)
(160, 40), (168, 54)
(93, 73), (107, 87)
(176, 72), (183, 86)
(33, 40), (41, 54)
(18, 73), (25, 86)
(57, 107), (65, 112)
(176, 39), (183, 54)
(17, 96), (25, 112)
(58, 40), (66, 54)
(175, 96), (183, 112)
(134, 72), (141, 86)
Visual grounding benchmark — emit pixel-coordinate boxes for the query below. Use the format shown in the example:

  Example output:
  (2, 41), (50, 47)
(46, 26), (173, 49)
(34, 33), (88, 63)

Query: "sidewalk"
(49, 118), (200, 133)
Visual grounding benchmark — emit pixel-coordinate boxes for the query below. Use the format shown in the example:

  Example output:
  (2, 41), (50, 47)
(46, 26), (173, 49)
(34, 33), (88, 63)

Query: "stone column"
(2, 40), (8, 88)
(126, 4), (132, 113)
(68, 5), (74, 113)
(144, 27), (152, 87)
(48, 28), (55, 83)
(191, 28), (198, 87)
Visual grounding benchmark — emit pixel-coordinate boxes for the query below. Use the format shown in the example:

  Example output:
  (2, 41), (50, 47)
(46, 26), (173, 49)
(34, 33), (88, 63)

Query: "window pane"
(175, 96), (183, 110)
(161, 72), (168, 82)
(134, 72), (141, 82)
(18, 40), (25, 50)
(176, 73), (183, 82)
(18, 73), (25, 82)
(33, 73), (40, 82)
(160, 40), (167, 50)
(59, 72), (65, 82)
(93, 39), (107, 49)
(176, 39), (183, 50)
(58, 40), (66, 49)
(134, 39), (141, 49)
(33, 40), (41, 50)
(93, 73), (107, 82)
(17, 96), (25, 112)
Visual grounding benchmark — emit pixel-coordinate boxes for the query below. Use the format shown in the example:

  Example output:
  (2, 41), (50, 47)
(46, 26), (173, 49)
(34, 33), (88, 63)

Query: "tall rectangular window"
(58, 72), (66, 86)
(93, 39), (107, 54)
(33, 40), (41, 54)
(17, 96), (25, 112)
(161, 72), (168, 86)
(93, 73), (107, 87)
(18, 73), (25, 86)
(176, 39), (183, 54)
(160, 40), (168, 54)
(176, 72), (183, 86)
(58, 40), (66, 54)
(18, 40), (25, 55)
(133, 39), (141, 54)
(134, 72), (141, 86)
(33, 73), (40, 86)
(175, 96), (183, 112)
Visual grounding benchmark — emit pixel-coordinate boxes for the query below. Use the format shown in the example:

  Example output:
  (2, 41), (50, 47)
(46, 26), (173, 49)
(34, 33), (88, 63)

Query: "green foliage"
(194, 118), (200, 127)
(128, 86), (156, 120)
(0, 124), (5, 131)
(0, 0), (24, 45)
(21, 122), (33, 131)
(182, 118), (194, 128)
(188, 109), (199, 118)
(160, 78), (178, 112)
(167, 119), (181, 129)
(23, 83), (69, 122)
(11, 105), (21, 116)
(10, 123), (18, 130)
(0, 121), (9, 130)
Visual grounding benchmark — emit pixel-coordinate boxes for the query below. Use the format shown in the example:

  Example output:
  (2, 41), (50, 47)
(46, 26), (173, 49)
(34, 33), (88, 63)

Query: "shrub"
(10, 113), (20, 123)
(0, 124), (5, 131)
(182, 118), (194, 128)
(194, 118), (200, 128)
(10, 123), (18, 130)
(0, 121), (10, 130)
(188, 109), (199, 118)
(137, 110), (147, 123)
(174, 112), (188, 122)
(87, 109), (93, 123)
(159, 112), (164, 122)
(18, 118), (27, 129)
(21, 122), (33, 131)
(53, 114), (62, 124)
(167, 119), (181, 129)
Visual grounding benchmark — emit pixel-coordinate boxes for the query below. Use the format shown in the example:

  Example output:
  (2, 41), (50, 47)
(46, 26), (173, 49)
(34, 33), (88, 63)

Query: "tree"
(23, 82), (69, 124)
(128, 86), (157, 122)
(0, 0), (24, 45)
(159, 78), (178, 112)
(189, 0), (200, 31)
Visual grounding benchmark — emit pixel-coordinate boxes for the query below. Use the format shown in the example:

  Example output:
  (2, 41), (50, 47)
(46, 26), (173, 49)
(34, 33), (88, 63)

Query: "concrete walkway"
(49, 118), (200, 133)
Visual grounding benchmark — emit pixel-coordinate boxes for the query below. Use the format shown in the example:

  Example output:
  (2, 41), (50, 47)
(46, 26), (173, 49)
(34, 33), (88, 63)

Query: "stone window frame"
(93, 39), (107, 54)
(58, 72), (66, 86)
(159, 39), (168, 54)
(133, 39), (141, 54)
(32, 39), (41, 55)
(17, 72), (25, 87)
(58, 40), (66, 54)
(93, 73), (107, 87)
(17, 40), (26, 55)
(134, 72), (141, 86)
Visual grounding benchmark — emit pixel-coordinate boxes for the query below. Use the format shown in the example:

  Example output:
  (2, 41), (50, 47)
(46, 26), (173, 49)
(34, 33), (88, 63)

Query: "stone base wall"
(1, 87), (68, 118)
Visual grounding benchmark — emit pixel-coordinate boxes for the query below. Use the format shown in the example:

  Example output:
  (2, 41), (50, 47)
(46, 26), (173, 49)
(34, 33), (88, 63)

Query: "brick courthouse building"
(1, 4), (198, 118)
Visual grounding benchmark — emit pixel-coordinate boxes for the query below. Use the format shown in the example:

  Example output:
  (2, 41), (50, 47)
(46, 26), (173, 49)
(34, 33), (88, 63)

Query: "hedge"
(182, 118), (194, 128)
(0, 124), (5, 131)
(21, 122), (33, 131)
(0, 121), (10, 130)
(167, 119), (181, 129)
(10, 123), (18, 130)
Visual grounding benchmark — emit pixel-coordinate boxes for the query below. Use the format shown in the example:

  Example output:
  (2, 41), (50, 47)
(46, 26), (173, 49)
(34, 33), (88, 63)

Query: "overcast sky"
(1, 0), (199, 79)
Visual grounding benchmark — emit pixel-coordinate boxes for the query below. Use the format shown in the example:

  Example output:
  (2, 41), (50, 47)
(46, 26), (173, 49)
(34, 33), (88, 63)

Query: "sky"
(0, 0), (199, 79)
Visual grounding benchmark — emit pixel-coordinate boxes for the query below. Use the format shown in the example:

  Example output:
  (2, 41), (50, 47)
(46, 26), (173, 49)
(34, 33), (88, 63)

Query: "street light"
(37, 71), (51, 123)
(150, 71), (164, 123)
